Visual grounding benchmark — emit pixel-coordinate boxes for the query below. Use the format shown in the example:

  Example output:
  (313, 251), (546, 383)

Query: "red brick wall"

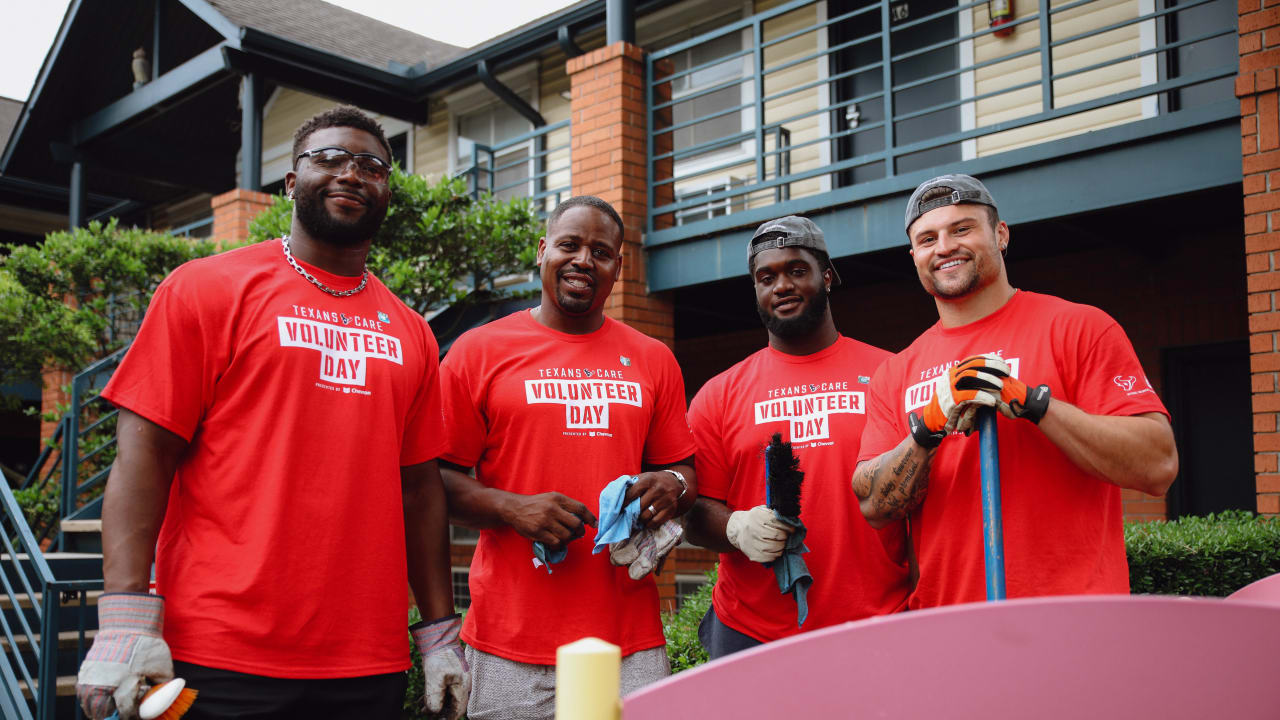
(210, 188), (274, 246)
(39, 368), (71, 443)
(1241, 0), (1280, 516)
(567, 43), (676, 346)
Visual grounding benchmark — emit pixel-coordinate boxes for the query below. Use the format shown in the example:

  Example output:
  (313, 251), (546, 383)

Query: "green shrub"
(663, 567), (716, 673)
(1126, 510), (1280, 596)
(249, 171), (541, 313)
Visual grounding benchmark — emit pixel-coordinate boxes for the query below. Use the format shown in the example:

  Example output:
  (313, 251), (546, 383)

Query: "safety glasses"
(295, 146), (392, 185)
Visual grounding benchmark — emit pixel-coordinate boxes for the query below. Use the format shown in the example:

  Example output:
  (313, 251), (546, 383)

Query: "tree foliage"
(0, 220), (221, 391)
(249, 170), (542, 312)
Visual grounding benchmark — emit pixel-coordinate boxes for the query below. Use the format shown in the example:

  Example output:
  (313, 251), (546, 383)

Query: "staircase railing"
(57, 348), (128, 545)
(2, 467), (100, 720)
(3, 347), (126, 718)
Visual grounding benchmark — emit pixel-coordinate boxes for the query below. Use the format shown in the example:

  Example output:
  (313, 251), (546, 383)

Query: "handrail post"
(1039, 0), (1054, 112)
(59, 374), (84, 551)
(753, 21), (766, 188)
(37, 588), (57, 720)
(881, 0), (896, 177)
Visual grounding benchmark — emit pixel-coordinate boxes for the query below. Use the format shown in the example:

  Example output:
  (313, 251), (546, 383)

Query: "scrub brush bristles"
(765, 432), (803, 518)
(139, 678), (198, 720)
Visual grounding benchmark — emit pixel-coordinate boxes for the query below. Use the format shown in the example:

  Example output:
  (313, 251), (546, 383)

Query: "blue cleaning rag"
(531, 540), (568, 574)
(593, 474), (642, 553)
(766, 512), (812, 627)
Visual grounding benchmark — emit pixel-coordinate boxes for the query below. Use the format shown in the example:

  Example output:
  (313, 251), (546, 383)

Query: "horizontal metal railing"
(59, 348), (128, 543)
(2, 466), (100, 720)
(457, 120), (572, 215)
(645, 0), (1237, 238)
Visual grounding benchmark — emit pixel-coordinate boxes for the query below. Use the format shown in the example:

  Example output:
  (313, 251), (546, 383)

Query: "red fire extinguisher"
(989, 0), (1014, 37)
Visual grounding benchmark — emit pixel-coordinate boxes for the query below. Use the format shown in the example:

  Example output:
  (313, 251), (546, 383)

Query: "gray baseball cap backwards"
(904, 174), (997, 234)
(748, 215), (842, 286)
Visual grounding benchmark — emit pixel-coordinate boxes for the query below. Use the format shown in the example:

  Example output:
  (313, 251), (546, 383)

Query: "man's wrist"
(663, 469), (688, 498)
(908, 411), (943, 449)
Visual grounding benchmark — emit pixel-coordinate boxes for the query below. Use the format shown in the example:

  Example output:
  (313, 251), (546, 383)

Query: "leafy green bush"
(1126, 510), (1280, 596)
(0, 220), (222, 391)
(663, 567), (716, 673)
(249, 171), (541, 313)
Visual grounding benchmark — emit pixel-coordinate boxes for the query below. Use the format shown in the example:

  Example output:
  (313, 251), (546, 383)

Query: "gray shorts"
(464, 644), (670, 720)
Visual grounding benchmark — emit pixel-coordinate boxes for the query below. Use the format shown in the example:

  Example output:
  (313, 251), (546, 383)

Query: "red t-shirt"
(102, 239), (445, 678)
(858, 291), (1169, 608)
(440, 310), (696, 664)
(689, 337), (910, 642)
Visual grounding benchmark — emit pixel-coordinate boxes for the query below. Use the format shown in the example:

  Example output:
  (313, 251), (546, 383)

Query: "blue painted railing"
(457, 119), (572, 214)
(645, 0), (1237, 242)
(3, 457), (101, 720)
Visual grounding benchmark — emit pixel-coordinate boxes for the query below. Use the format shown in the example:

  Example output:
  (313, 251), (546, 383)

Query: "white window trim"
(646, 3), (757, 185)
(674, 175), (746, 225)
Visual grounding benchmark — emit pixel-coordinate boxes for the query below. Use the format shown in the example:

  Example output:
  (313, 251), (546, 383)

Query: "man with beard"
(683, 216), (911, 659)
(854, 174), (1178, 608)
(76, 107), (467, 720)
(437, 196), (696, 719)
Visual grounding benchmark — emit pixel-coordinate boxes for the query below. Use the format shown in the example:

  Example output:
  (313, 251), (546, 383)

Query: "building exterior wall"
(1239, 0), (1280, 516)
(972, 0), (1150, 156)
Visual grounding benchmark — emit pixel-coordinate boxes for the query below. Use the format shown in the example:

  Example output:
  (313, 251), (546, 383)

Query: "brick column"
(567, 43), (675, 347)
(1240, 0), (1280, 516)
(39, 368), (71, 443)
(211, 188), (274, 245)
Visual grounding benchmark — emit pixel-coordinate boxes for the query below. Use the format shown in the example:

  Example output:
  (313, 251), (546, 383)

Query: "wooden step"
(17, 673), (76, 698)
(59, 519), (102, 534)
(0, 628), (97, 652)
(0, 552), (102, 561)
(0, 589), (102, 610)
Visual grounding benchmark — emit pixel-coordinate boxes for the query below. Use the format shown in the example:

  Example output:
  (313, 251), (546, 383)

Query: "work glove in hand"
(609, 518), (684, 579)
(910, 355), (1002, 448)
(411, 613), (470, 720)
(76, 593), (173, 720)
(726, 505), (793, 563)
(957, 353), (1052, 423)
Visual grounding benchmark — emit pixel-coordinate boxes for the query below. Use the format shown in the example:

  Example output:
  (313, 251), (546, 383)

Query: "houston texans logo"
(1113, 376), (1136, 392)
(584, 369), (594, 378)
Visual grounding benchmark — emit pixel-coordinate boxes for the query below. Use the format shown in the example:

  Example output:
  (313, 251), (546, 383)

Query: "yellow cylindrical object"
(555, 637), (622, 720)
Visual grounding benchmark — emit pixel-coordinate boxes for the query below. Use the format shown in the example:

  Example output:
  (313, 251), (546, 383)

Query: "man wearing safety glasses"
(76, 107), (467, 719)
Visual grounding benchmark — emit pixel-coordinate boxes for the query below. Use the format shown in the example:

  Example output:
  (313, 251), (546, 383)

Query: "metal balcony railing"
(645, 0), (1237, 240)
(456, 120), (572, 215)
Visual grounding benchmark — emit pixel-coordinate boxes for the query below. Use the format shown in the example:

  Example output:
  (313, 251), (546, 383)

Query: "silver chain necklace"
(281, 235), (368, 297)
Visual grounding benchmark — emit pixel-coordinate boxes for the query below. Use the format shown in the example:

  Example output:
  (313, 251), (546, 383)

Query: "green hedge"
(1126, 510), (1280, 596)
(663, 568), (716, 673)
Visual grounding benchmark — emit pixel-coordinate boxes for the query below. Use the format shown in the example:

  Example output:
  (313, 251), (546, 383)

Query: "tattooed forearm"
(853, 435), (935, 527)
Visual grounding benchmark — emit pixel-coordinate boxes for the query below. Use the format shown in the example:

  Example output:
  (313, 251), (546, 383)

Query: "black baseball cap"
(748, 215), (842, 286)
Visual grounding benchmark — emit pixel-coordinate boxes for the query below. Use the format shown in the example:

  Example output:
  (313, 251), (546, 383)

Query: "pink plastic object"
(1226, 571), (1280, 605)
(625, 596), (1280, 719)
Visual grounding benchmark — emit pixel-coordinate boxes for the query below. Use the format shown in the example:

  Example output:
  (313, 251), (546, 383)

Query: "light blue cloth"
(532, 540), (568, 574)
(593, 474), (642, 553)
(766, 512), (812, 627)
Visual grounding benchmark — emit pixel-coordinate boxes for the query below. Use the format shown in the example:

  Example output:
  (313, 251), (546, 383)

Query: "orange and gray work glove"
(726, 505), (794, 563)
(411, 613), (470, 720)
(76, 592), (173, 720)
(910, 355), (1003, 449)
(609, 518), (684, 579)
(958, 353), (1052, 423)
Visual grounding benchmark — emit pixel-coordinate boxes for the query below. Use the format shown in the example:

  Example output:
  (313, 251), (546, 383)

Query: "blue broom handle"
(978, 407), (1007, 601)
